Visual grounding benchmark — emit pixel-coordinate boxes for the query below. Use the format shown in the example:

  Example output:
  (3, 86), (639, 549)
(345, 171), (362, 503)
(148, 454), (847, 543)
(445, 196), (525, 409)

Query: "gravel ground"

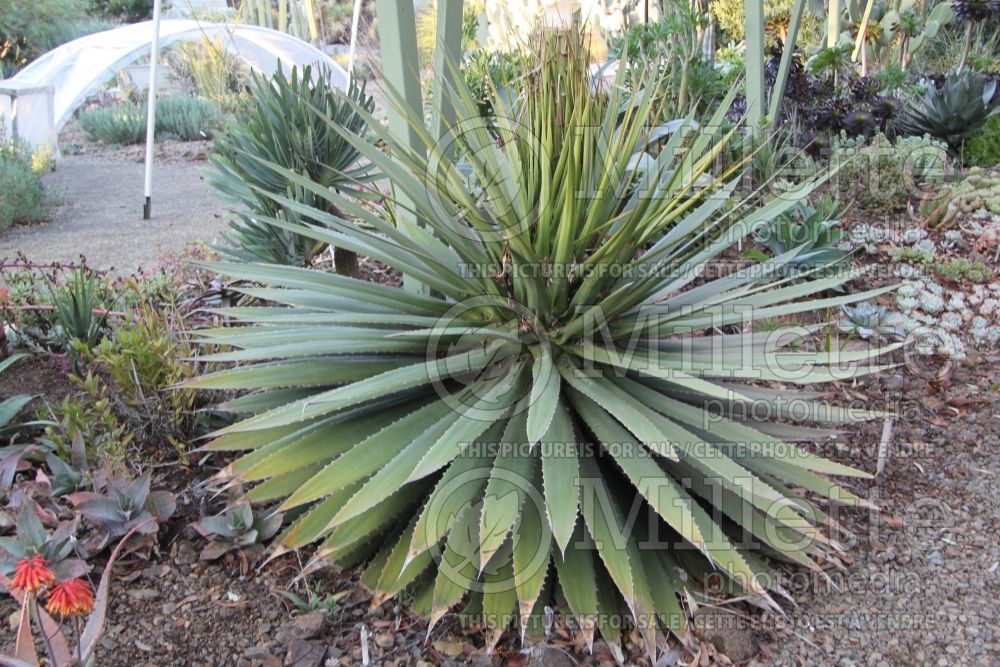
(0, 151), (229, 274)
(766, 354), (1000, 667)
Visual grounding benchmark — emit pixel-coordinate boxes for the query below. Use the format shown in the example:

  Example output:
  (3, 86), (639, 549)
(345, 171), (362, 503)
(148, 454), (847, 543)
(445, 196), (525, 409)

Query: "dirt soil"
(0, 150), (229, 276)
(0, 353), (77, 413)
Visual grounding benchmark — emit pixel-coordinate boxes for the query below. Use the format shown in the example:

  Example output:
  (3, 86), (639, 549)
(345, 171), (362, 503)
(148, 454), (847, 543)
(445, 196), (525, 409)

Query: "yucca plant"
(208, 65), (376, 269)
(190, 30), (892, 659)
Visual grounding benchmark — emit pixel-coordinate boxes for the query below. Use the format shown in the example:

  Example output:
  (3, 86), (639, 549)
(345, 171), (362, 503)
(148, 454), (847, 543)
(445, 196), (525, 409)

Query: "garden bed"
(2, 216), (998, 665)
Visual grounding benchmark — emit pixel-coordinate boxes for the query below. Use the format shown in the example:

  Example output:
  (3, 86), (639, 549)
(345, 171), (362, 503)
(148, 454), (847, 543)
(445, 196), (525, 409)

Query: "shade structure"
(3, 19), (348, 137)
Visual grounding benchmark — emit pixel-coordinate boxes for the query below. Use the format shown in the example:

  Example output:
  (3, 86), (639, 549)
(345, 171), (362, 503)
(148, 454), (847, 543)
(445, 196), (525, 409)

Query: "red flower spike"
(45, 578), (95, 617)
(11, 555), (56, 594)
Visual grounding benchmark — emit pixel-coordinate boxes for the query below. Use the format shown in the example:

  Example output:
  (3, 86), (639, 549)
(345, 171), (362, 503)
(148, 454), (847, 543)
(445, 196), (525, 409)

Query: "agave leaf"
(429, 504), (481, 632)
(538, 401), (579, 555)
(525, 346), (560, 445)
(578, 456), (657, 660)
(511, 460), (551, 637)
(552, 523), (599, 651)
(478, 412), (535, 570)
(482, 550), (518, 646)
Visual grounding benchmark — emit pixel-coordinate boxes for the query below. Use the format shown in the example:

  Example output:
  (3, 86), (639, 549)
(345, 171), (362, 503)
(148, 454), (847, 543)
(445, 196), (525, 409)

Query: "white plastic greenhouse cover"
(7, 20), (348, 132)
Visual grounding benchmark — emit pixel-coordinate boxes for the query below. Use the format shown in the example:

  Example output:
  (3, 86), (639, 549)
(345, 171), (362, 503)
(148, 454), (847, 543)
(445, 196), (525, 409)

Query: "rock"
(244, 647), (282, 667)
(284, 639), (326, 667)
(128, 588), (160, 601)
(374, 632), (394, 648)
(527, 646), (574, 667)
(175, 541), (197, 565)
(882, 374), (908, 391)
(278, 610), (327, 642)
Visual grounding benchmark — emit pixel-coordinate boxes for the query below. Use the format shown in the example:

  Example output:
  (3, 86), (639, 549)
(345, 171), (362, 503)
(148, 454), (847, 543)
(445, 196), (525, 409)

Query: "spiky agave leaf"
(897, 70), (1000, 148)
(191, 29), (892, 659)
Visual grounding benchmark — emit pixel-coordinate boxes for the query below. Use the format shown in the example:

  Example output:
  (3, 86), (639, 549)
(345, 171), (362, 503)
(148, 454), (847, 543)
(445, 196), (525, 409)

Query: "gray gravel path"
(0, 155), (229, 274)
(767, 357), (1000, 666)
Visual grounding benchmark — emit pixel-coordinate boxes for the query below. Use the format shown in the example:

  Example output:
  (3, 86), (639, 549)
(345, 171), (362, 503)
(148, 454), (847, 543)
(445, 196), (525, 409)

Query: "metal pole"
(346, 0), (364, 86)
(142, 0), (163, 220)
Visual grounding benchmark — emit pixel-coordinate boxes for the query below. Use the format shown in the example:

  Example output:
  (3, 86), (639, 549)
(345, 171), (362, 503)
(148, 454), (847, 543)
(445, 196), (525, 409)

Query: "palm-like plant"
(208, 65), (376, 269)
(190, 31), (891, 659)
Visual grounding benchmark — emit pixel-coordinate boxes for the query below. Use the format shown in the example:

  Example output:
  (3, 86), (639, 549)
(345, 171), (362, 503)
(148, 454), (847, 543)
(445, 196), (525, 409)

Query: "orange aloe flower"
(45, 578), (95, 617)
(11, 555), (55, 593)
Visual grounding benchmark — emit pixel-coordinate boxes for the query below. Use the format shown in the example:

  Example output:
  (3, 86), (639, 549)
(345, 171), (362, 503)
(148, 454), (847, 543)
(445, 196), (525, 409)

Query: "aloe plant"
(190, 30), (890, 658)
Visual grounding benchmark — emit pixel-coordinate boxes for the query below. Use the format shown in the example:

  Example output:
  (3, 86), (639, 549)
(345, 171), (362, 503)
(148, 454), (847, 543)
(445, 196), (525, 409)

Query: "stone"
(128, 588), (160, 601)
(244, 647), (281, 667)
(286, 610), (327, 640)
(284, 639), (326, 667)
(175, 541), (198, 565)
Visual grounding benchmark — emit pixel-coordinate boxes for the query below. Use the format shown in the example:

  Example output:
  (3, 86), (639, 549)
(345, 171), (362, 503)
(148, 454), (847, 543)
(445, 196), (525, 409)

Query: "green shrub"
(835, 133), (950, 210)
(79, 96), (222, 144)
(78, 104), (146, 144)
(0, 0), (92, 72)
(155, 96), (223, 141)
(610, 1), (725, 117)
(88, 0), (152, 21)
(92, 304), (201, 454)
(192, 29), (888, 654)
(463, 49), (529, 117)
(43, 371), (132, 462)
(961, 115), (1000, 166)
(0, 138), (46, 229)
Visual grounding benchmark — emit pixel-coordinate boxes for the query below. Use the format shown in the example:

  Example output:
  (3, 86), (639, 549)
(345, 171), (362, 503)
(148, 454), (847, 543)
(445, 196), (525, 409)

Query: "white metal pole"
(143, 0), (163, 220)
(346, 0), (364, 87)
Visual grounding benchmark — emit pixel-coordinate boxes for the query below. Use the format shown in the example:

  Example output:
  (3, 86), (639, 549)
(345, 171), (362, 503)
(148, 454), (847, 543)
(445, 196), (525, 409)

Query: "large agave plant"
(191, 33), (891, 659)
(208, 65), (377, 269)
(897, 70), (1000, 149)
